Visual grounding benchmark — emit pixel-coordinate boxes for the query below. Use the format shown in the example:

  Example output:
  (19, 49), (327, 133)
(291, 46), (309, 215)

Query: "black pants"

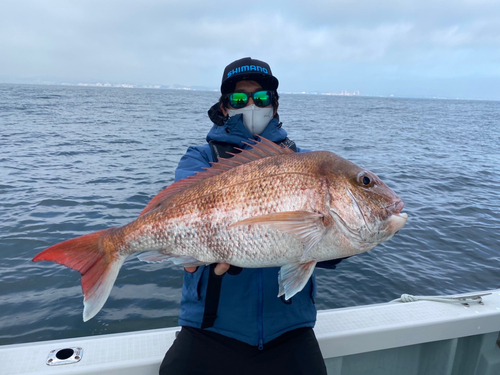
(159, 326), (327, 375)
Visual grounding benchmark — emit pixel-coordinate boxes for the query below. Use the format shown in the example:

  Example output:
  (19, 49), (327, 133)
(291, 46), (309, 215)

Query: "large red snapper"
(33, 137), (407, 321)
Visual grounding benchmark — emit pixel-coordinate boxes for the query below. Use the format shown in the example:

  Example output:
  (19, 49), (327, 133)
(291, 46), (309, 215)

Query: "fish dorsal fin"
(139, 137), (295, 216)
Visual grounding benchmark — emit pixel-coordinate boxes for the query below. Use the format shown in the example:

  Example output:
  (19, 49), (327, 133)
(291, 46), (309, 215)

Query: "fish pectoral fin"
(278, 261), (317, 300)
(230, 211), (326, 255)
(137, 252), (205, 267)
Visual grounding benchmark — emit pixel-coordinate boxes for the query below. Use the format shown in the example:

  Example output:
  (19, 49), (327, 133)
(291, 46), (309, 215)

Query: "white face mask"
(227, 105), (274, 135)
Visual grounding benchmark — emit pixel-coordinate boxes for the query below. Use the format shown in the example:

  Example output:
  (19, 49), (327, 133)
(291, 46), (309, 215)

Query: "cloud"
(0, 0), (499, 98)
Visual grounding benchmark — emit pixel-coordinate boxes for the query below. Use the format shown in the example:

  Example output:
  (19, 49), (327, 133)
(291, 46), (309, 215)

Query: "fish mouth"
(387, 212), (408, 233)
(385, 200), (405, 214)
(385, 200), (407, 232)
(383, 200), (407, 232)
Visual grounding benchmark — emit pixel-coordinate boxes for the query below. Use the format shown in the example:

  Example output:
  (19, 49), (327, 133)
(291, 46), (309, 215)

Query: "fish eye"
(358, 172), (375, 187)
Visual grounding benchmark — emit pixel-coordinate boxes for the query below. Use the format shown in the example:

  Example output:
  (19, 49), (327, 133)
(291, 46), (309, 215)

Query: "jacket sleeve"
(174, 146), (212, 182)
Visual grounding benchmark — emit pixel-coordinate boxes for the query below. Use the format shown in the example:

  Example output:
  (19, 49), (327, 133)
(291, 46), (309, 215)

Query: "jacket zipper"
(258, 269), (264, 350)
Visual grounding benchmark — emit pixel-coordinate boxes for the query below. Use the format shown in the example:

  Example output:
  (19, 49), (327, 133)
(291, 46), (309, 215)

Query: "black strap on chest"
(200, 264), (223, 329)
(209, 137), (297, 163)
(200, 137), (296, 329)
(208, 140), (242, 161)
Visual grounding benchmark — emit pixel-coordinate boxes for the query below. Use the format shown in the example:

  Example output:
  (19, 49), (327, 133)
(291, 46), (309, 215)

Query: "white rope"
(391, 292), (491, 306)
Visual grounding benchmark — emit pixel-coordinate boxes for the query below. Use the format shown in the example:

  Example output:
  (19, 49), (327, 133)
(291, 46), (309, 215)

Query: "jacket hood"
(208, 102), (227, 127)
(206, 102), (286, 145)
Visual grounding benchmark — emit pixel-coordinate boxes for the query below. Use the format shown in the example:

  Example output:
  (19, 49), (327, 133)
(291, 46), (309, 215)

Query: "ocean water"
(1, 84), (499, 346)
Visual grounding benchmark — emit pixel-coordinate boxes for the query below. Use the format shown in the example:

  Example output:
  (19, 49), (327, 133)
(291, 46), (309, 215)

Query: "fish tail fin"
(33, 228), (127, 321)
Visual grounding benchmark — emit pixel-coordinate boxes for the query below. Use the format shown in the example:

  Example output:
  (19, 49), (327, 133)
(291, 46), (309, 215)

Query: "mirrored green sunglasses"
(227, 90), (272, 109)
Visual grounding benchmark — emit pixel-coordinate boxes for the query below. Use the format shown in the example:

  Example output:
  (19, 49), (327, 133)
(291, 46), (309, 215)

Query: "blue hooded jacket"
(174, 105), (341, 348)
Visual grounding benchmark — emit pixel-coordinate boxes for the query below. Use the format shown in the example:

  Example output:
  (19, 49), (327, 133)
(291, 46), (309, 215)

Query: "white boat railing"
(2, 289), (500, 375)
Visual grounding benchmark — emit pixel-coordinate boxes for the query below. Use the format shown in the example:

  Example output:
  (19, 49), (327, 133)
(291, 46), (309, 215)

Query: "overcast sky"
(1, 0), (499, 100)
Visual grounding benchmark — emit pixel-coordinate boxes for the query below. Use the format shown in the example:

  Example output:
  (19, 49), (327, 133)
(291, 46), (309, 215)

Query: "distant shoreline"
(0, 81), (497, 102)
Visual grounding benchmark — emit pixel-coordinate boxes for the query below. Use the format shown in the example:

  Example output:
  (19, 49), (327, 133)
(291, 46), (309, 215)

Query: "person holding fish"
(159, 57), (346, 375)
(33, 57), (407, 374)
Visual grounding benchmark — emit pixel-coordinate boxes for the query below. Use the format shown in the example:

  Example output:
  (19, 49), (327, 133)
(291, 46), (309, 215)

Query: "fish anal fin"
(139, 136), (295, 217)
(137, 251), (175, 263)
(230, 211), (326, 255)
(278, 261), (317, 299)
(137, 251), (206, 267)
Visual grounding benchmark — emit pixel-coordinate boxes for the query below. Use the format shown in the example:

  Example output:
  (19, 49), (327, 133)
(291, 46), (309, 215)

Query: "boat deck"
(2, 289), (500, 375)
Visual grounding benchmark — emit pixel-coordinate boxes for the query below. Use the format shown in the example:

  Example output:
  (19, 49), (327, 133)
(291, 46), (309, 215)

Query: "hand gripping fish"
(33, 137), (407, 321)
